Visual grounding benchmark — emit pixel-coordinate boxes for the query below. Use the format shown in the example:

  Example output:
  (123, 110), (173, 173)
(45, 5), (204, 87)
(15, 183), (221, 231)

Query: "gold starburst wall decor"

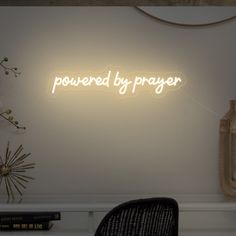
(0, 142), (35, 201)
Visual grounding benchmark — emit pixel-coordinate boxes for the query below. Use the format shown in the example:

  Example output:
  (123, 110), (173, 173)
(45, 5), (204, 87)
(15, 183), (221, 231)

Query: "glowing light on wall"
(51, 70), (183, 96)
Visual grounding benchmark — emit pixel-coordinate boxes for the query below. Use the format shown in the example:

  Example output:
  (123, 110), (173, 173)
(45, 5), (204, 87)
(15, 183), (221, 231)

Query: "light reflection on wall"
(0, 7), (235, 196)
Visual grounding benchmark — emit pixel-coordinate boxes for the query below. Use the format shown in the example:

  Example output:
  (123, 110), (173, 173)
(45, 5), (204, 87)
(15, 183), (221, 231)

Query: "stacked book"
(0, 212), (61, 231)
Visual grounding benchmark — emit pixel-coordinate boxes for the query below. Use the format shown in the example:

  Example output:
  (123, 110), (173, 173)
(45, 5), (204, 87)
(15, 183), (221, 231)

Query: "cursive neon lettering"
(113, 71), (132, 95)
(51, 70), (183, 96)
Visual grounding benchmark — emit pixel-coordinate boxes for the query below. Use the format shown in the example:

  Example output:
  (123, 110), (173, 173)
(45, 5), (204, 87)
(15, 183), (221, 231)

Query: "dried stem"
(0, 110), (26, 130)
(0, 57), (26, 130)
(0, 57), (21, 78)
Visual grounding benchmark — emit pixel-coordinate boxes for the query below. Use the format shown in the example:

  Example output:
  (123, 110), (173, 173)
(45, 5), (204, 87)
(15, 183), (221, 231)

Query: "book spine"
(0, 222), (52, 231)
(0, 212), (60, 224)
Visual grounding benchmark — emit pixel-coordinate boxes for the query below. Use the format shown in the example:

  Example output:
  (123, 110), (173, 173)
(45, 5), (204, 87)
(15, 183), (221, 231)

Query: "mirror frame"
(0, 0), (235, 6)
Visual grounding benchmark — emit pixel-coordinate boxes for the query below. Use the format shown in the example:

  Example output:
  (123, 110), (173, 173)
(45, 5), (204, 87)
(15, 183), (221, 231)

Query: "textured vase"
(220, 100), (236, 196)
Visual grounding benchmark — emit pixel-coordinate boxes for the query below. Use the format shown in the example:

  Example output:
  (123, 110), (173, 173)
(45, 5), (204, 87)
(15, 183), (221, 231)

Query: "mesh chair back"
(95, 198), (178, 236)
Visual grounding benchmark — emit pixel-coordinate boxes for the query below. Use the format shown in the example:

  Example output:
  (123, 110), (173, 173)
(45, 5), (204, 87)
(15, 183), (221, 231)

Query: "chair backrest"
(95, 197), (178, 236)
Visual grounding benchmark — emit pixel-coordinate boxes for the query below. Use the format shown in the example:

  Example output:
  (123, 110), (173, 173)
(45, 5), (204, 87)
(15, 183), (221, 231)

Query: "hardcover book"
(0, 221), (53, 231)
(0, 212), (60, 224)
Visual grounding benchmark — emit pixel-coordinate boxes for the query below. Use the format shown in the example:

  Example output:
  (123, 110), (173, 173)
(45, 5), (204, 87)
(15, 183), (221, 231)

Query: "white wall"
(0, 7), (236, 199)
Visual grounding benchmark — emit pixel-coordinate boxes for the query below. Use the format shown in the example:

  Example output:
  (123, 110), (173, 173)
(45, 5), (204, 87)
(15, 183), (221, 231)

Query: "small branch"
(0, 57), (26, 130)
(0, 110), (26, 130)
(0, 57), (21, 78)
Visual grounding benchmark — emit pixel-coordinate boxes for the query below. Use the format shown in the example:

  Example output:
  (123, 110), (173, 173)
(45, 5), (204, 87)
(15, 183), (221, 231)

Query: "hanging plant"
(0, 141), (35, 201)
(0, 57), (25, 129)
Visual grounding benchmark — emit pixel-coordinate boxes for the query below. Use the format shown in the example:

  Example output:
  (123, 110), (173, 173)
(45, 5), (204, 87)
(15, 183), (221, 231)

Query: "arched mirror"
(137, 7), (236, 26)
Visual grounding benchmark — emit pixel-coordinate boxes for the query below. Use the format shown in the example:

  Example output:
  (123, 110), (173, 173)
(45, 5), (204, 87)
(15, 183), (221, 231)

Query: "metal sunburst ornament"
(0, 142), (35, 201)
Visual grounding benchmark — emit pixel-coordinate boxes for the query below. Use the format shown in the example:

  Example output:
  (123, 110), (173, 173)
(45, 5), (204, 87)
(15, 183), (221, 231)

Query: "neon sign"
(51, 70), (183, 96)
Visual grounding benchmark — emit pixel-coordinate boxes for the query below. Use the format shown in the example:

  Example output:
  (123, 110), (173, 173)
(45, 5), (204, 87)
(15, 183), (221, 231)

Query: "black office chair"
(95, 197), (179, 236)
